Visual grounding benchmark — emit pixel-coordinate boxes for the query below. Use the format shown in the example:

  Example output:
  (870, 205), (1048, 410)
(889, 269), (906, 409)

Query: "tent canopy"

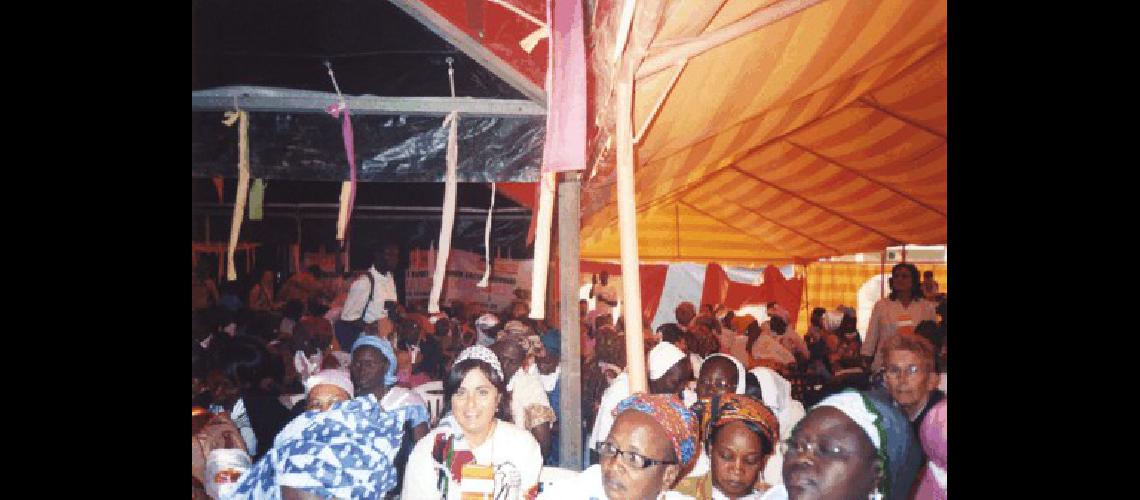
(581, 0), (947, 264)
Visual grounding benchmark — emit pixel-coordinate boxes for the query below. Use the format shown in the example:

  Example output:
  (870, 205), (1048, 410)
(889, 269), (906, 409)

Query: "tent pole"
(901, 243), (907, 263)
(557, 171), (583, 470)
(529, 172), (556, 320)
(880, 249), (886, 299)
(616, 74), (647, 394)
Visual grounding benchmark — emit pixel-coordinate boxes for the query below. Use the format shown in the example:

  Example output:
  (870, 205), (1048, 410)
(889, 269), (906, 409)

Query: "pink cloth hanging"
(541, 0), (587, 173)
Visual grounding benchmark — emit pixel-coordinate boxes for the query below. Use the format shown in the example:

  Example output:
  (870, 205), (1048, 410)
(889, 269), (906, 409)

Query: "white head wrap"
(702, 353), (746, 394)
(750, 367), (805, 440)
(648, 341), (687, 380)
(813, 391), (882, 451)
(303, 368), (354, 397)
(454, 345), (505, 380)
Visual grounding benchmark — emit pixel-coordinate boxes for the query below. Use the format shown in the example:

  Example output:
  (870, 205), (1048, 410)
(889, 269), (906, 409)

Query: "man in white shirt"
(334, 248), (398, 349)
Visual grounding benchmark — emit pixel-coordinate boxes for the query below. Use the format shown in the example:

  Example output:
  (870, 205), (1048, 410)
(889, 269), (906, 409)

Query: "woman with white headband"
(401, 345), (543, 499)
(760, 390), (923, 500)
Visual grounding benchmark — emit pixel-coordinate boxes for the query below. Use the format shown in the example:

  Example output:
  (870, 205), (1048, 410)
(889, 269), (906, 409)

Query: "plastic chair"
(414, 380), (445, 426)
(536, 466), (581, 498)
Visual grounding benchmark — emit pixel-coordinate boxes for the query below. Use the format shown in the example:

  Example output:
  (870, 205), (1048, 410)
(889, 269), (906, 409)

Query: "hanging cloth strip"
(249, 178), (266, 221)
(541, 0), (587, 173)
(477, 183), (496, 288)
(325, 62), (357, 242)
(428, 110), (460, 314)
(326, 102), (357, 242)
(222, 110), (250, 282)
(212, 175), (226, 204)
(430, 61), (461, 314)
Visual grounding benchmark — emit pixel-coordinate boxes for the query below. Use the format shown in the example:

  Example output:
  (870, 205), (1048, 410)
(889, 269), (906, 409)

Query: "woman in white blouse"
(402, 346), (543, 500)
(861, 263), (937, 372)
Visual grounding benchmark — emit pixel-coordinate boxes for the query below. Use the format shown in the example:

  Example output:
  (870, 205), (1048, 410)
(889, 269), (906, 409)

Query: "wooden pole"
(615, 74), (647, 394)
(557, 171), (583, 469)
(880, 249), (886, 299)
(530, 171), (557, 320)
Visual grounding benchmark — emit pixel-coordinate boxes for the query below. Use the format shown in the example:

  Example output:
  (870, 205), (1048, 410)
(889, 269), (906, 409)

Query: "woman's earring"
(868, 487), (883, 500)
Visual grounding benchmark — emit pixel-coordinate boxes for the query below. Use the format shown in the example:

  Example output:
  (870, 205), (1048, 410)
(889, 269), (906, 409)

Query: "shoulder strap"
(359, 271), (376, 321)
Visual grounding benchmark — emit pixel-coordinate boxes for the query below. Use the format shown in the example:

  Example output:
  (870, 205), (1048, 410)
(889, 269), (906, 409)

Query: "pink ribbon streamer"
(327, 103), (357, 238)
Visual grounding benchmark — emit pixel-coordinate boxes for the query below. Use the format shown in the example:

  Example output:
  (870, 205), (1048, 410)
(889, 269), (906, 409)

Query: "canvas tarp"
(580, 0), (947, 264)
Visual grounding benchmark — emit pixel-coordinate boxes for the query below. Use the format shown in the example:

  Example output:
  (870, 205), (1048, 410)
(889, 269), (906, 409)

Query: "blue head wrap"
(230, 395), (428, 499)
(351, 335), (398, 386)
(612, 393), (699, 468)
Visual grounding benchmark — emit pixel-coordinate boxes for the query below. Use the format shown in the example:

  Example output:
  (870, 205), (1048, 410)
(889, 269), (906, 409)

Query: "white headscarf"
(648, 341), (687, 380)
(813, 391), (881, 450)
(749, 367), (805, 441)
(303, 368), (354, 397)
(702, 353), (746, 394)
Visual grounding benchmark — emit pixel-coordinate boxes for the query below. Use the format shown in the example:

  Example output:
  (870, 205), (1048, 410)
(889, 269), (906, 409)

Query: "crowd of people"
(193, 250), (947, 500)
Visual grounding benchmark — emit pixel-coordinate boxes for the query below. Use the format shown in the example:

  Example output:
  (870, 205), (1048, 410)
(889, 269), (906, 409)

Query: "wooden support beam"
(637, 0), (825, 79)
(557, 171), (583, 470)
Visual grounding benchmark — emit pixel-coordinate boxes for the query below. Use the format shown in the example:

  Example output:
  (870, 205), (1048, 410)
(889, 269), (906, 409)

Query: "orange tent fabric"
(581, 0), (947, 263)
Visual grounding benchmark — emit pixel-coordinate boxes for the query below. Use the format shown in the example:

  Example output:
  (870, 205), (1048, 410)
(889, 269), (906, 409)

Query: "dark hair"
(914, 320), (940, 347)
(192, 340), (210, 380)
(307, 298), (329, 317)
(658, 323), (685, 344)
(282, 300), (305, 321)
(810, 307), (827, 328)
(215, 336), (272, 389)
(837, 314), (858, 336)
(769, 315), (787, 334)
(923, 270), (934, 278)
(700, 355), (740, 385)
(743, 371), (764, 401)
(744, 321), (762, 353)
(694, 316), (721, 334)
(888, 263), (924, 302)
(594, 329), (627, 368)
(443, 359), (508, 419)
(208, 306), (236, 332)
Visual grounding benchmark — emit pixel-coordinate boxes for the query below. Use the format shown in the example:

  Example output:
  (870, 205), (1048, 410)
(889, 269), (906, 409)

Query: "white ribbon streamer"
(428, 111), (460, 314)
(222, 110), (249, 282)
(477, 183), (496, 288)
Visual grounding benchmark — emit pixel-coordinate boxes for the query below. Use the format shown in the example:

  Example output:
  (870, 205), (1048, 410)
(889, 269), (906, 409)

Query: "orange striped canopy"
(581, 0), (947, 264)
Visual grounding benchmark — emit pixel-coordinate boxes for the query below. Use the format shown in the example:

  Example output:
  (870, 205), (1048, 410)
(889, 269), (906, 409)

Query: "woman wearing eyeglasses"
(759, 390), (922, 500)
(401, 346), (544, 500)
(546, 393), (698, 499)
